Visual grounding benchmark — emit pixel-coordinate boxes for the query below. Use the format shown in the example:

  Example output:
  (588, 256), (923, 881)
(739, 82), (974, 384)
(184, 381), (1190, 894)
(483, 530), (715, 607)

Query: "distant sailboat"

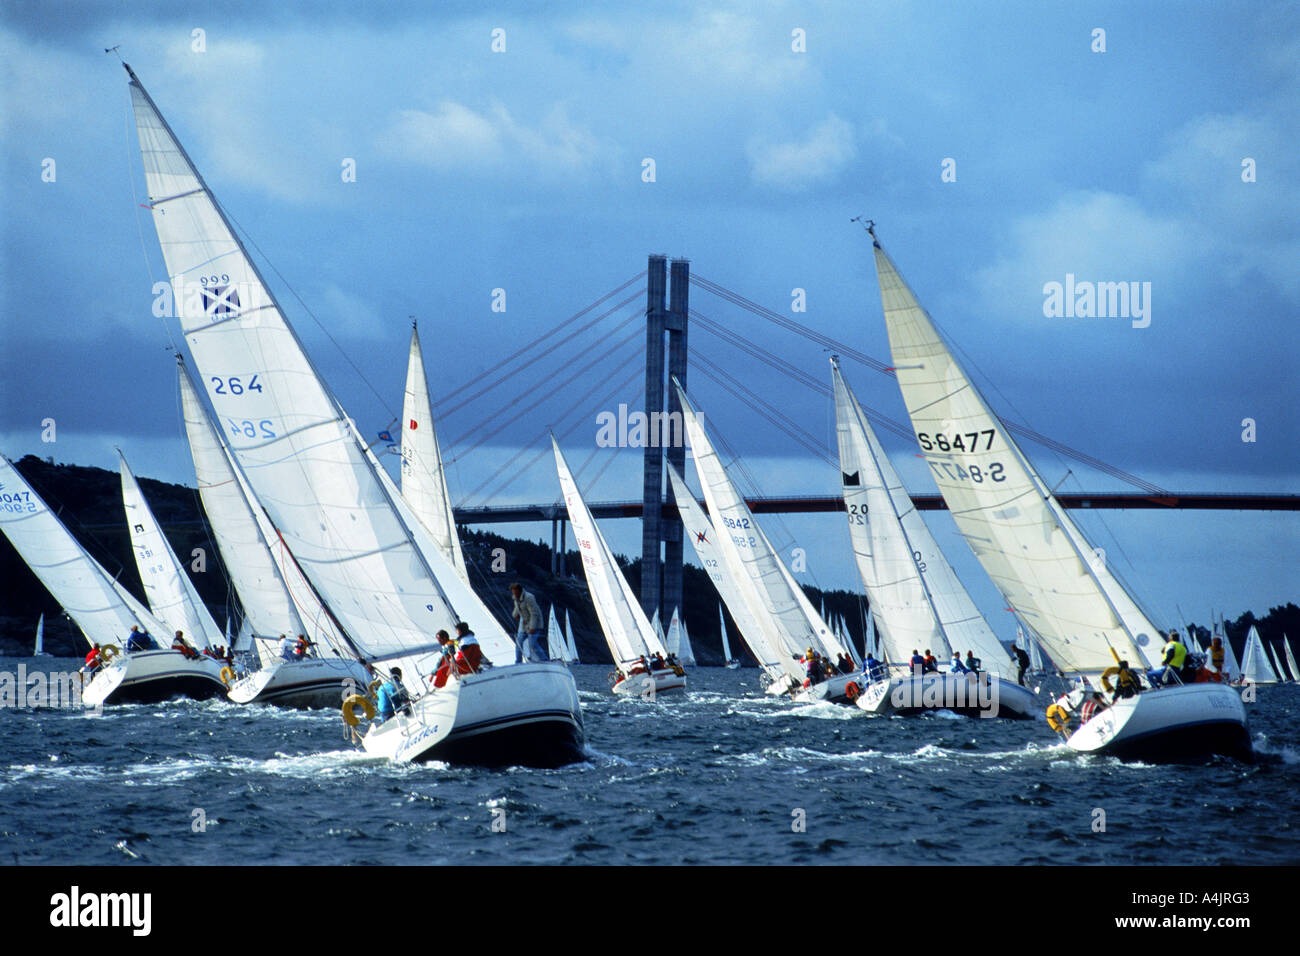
(1283, 635), (1299, 683)
(547, 606), (571, 663)
(564, 610), (580, 663)
(1240, 625), (1280, 684)
(32, 614), (52, 658)
(552, 437), (684, 696)
(865, 224), (1248, 760)
(718, 604), (741, 668)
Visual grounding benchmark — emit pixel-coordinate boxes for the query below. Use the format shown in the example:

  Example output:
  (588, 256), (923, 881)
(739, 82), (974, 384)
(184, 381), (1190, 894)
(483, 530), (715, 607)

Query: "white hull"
(793, 671), (862, 705)
(81, 649), (226, 707)
(724, 661), (741, 670)
(361, 663), (584, 767)
(1066, 682), (1251, 762)
(227, 657), (372, 708)
(612, 667), (686, 697)
(855, 671), (1036, 719)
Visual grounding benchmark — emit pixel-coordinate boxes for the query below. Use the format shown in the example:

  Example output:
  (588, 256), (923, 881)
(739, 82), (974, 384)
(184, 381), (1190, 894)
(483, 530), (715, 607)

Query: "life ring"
(219, 666), (236, 686)
(1100, 666), (1120, 694)
(99, 644), (120, 662)
(671, 665), (685, 677)
(1045, 703), (1072, 734)
(845, 681), (861, 701)
(342, 694), (376, 727)
(367, 678), (383, 695)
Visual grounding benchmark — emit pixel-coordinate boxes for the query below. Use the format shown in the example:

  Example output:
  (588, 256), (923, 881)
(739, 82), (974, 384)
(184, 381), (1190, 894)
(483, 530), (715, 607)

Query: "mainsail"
(675, 381), (848, 665)
(870, 230), (1160, 678)
(401, 323), (467, 581)
(547, 606), (568, 661)
(832, 360), (1013, 679)
(127, 65), (486, 685)
(0, 456), (167, 647)
(667, 464), (783, 677)
(119, 451), (222, 650)
(552, 437), (665, 666)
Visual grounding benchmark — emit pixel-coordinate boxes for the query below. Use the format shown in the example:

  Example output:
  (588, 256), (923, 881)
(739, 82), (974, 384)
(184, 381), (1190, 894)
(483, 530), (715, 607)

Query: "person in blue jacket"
(374, 668), (410, 723)
(950, 652), (968, 674)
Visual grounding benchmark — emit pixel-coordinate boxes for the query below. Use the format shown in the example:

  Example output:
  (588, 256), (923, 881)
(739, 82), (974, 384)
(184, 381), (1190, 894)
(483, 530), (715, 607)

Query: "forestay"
(119, 452), (222, 650)
(0, 456), (168, 647)
(552, 437), (665, 665)
(872, 234), (1159, 677)
(401, 324), (467, 581)
(129, 67), (464, 677)
(833, 361), (1013, 678)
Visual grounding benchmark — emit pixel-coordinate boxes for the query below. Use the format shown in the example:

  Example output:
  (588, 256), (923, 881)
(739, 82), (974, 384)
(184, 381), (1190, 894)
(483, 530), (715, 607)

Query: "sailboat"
(675, 380), (860, 703)
(1283, 636), (1299, 683)
(125, 64), (582, 766)
(0, 456), (226, 705)
(668, 463), (790, 687)
(32, 613), (52, 658)
(552, 437), (684, 696)
(1212, 613), (1240, 681)
(564, 610), (580, 663)
(678, 617), (697, 666)
(1239, 625), (1280, 685)
(865, 224), (1249, 760)
(663, 608), (697, 665)
(546, 606), (571, 663)
(718, 605), (742, 668)
(178, 360), (371, 708)
(832, 359), (1035, 718)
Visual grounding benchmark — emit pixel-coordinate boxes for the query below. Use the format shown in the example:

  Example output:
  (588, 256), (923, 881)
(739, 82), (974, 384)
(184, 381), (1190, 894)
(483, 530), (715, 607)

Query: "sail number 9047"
(917, 430), (995, 452)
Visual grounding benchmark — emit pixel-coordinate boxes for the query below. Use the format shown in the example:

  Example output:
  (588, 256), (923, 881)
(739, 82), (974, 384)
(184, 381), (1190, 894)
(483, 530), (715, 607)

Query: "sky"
(1, 1), (1296, 637)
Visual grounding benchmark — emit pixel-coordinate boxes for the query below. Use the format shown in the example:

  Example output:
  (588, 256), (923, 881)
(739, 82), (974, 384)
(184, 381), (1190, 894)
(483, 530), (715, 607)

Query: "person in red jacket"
(82, 643), (102, 675)
(431, 623), (487, 689)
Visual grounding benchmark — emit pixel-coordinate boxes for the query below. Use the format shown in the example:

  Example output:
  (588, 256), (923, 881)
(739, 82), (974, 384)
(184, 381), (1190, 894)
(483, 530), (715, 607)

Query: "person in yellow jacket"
(1150, 630), (1188, 686)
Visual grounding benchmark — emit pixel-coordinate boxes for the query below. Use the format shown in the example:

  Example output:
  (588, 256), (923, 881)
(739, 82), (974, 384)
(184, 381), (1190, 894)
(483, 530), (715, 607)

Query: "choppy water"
(2, 657), (1297, 865)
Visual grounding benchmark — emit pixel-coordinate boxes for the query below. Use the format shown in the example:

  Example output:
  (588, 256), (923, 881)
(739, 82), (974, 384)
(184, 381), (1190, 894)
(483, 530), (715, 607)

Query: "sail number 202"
(916, 429), (995, 453)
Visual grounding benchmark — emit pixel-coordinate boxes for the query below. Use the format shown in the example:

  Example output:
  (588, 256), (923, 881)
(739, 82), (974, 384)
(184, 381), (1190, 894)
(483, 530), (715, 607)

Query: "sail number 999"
(917, 430), (995, 453)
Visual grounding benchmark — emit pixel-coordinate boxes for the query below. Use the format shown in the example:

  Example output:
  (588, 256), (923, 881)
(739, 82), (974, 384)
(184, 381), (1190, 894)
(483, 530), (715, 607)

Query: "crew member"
(1010, 644), (1031, 686)
(374, 667), (409, 722)
(508, 583), (548, 662)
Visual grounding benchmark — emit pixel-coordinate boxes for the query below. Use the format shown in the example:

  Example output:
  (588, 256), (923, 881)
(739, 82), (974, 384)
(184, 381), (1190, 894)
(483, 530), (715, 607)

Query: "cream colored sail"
(832, 361), (1014, 679)
(552, 437), (665, 665)
(119, 451), (222, 650)
(401, 324), (467, 581)
(0, 456), (168, 647)
(871, 231), (1160, 677)
(1240, 625), (1279, 683)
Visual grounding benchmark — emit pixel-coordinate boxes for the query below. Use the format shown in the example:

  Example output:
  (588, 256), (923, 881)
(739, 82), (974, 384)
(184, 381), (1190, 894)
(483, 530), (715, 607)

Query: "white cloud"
(747, 114), (855, 190)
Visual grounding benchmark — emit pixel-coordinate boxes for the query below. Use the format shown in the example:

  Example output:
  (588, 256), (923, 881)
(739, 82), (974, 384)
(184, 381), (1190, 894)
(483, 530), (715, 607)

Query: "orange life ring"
(845, 681), (861, 700)
(1045, 703), (1072, 734)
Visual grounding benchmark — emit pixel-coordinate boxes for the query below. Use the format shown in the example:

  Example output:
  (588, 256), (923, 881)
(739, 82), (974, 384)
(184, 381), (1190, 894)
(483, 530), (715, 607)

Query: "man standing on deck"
(1010, 644), (1031, 686)
(509, 583), (548, 663)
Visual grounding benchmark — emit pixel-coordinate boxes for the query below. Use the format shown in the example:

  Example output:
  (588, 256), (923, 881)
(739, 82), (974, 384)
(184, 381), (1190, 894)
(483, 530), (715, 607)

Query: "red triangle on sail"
(409, 419), (418, 430)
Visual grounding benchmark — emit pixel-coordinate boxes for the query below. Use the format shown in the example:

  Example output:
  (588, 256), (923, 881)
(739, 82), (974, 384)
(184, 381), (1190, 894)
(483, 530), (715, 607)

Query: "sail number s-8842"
(917, 429), (995, 452)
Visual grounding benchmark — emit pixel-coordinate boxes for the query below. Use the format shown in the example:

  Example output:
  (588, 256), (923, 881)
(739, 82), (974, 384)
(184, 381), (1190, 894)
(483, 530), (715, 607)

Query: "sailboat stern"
(1066, 683), (1252, 763)
(228, 657), (371, 708)
(83, 650), (227, 706)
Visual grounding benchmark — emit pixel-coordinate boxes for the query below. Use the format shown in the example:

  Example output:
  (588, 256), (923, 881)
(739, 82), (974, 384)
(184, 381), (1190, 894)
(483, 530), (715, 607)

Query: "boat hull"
(1066, 683), (1251, 762)
(856, 672), (1035, 719)
(227, 657), (372, 708)
(612, 668), (686, 697)
(793, 672), (863, 705)
(82, 650), (227, 707)
(362, 662), (584, 768)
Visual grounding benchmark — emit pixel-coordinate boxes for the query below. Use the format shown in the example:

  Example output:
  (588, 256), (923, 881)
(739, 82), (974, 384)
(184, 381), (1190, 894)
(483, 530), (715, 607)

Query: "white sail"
(719, 604), (735, 663)
(547, 606), (567, 661)
(0, 456), (168, 647)
(1284, 636), (1299, 683)
(552, 437), (665, 665)
(871, 231), (1160, 677)
(1240, 625), (1279, 683)
(668, 463), (782, 676)
(1214, 615), (1240, 679)
(400, 323), (467, 581)
(651, 608), (665, 645)
(119, 451), (222, 650)
(128, 67), (480, 684)
(678, 617), (697, 666)
(676, 381), (845, 669)
(564, 610), (580, 663)
(34, 613), (47, 656)
(665, 607), (682, 656)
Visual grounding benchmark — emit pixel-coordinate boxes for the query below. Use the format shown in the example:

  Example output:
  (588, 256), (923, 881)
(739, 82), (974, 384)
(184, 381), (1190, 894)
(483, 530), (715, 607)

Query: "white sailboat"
(178, 360), (371, 708)
(1212, 613), (1240, 680)
(678, 617), (697, 666)
(1239, 625), (1280, 685)
(400, 322), (468, 582)
(546, 606), (570, 663)
(552, 437), (684, 696)
(832, 359), (1034, 719)
(1283, 636), (1299, 683)
(866, 224), (1248, 761)
(675, 380), (859, 703)
(663, 607), (697, 665)
(718, 604), (741, 668)
(564, 610), (580, 663)
(0, 456), (225, 705)
(667, 463), (788, 686)
(126, 64), (582, 766)
(33, 613), (52, 658)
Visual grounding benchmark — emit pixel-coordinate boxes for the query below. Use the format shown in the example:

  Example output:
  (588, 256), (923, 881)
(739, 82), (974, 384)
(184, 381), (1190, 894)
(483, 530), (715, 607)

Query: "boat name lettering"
(917, 429), (995, 453)
(1208, 693), (1232, 711)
